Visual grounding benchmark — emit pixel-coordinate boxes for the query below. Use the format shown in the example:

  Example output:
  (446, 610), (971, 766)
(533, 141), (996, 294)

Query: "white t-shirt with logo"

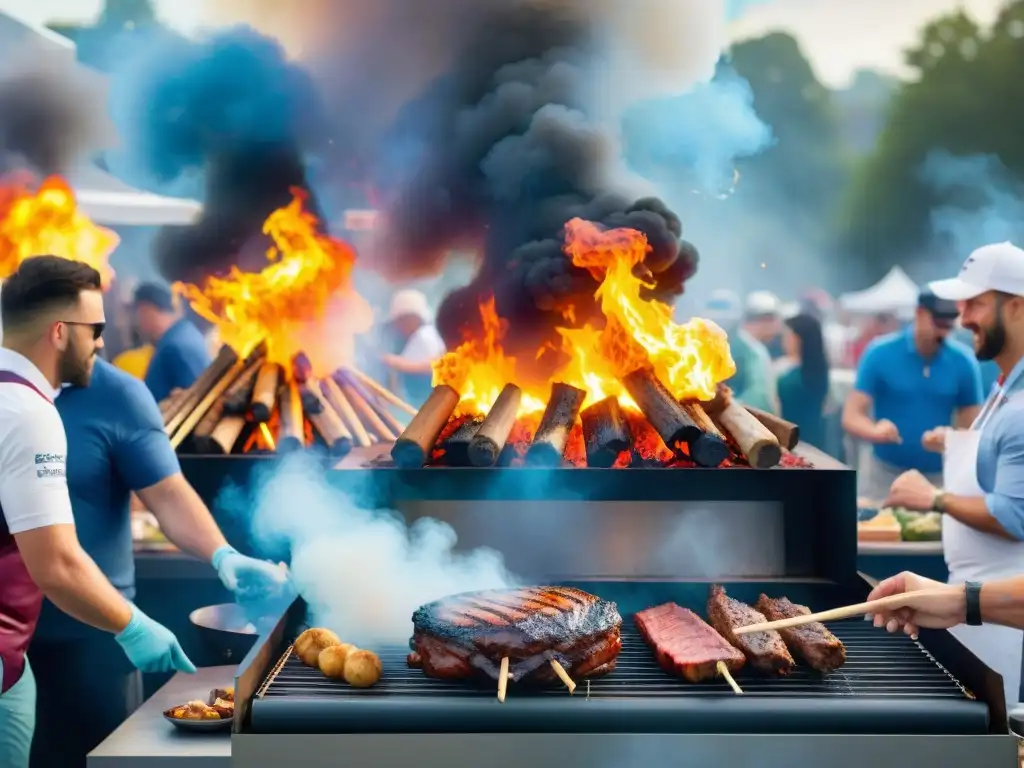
(400, 324), (447, 363)
(0, 348), (74, 534)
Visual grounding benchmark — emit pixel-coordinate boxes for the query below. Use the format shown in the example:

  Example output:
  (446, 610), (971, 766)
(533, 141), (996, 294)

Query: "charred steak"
(408, 586), (622, 683)
(635, 602), (744, 683)
(754, 594), (847, 673)
(707, 585), (794, 675)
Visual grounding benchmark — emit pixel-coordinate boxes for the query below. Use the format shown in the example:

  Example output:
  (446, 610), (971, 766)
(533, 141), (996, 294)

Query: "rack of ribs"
(407, 586), (622, 683)
(634, 602), (745, 683)
(754, 594), (847, 673)
(708, 585), (795, 675)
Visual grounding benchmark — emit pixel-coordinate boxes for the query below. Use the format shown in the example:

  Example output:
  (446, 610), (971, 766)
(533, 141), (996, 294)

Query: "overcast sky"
(0, 0), (1011, 88)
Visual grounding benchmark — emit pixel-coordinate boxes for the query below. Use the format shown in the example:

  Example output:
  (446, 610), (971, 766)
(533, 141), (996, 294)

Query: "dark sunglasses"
(60, 321), (106, 340)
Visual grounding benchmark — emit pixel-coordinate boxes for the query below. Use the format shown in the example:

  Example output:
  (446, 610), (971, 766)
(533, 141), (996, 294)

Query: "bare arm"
(137, 473), (228, 564)
(941, 494), (1016, 540)
(954, 405), (980, 428)
(14, 524), (132, 633)
(382, 353), (434, 375)
(842, 390), (880, 441)
(981, 578), (1024, 629)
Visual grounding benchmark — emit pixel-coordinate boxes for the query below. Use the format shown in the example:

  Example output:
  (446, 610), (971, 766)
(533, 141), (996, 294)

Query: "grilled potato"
(294, 628), (342, 668)
(343, 649), (382, 688)
(318, 643), (356, 680)
(208, 687), (234, 704)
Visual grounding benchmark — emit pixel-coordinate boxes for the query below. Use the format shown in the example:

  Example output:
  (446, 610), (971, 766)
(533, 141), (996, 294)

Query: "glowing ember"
(175, 188), (372, 375)
(0, 175), (118, 286)
(432, 218), (735, 416)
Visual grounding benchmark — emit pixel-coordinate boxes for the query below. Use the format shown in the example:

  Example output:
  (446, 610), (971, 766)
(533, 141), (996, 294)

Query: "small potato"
(343, 649), (382, 688)
(318, 643), (356, 680)
(294, 628), (342, 668)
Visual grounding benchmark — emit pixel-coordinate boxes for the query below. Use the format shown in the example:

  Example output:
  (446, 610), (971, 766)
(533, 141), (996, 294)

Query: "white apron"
(942, 386), (1024, 710)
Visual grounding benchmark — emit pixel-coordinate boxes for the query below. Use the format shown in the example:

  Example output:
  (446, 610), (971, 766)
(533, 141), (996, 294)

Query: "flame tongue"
(175, 188), (372, 376)
(432, 217), (735, 416)
(0, 175), (118, 286)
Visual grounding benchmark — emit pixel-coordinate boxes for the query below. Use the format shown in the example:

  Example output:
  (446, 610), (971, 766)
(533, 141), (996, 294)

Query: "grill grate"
(259, 621), (971, 701)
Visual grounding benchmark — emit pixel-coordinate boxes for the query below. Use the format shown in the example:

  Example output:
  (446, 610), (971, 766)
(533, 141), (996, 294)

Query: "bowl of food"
(163, 687), (234, 732)
(190, 604), (263, 664)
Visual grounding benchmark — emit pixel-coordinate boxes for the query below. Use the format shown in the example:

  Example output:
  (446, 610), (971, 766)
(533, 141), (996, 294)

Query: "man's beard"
(972, 316), (1007, 361)
(59, 341), (93, 387)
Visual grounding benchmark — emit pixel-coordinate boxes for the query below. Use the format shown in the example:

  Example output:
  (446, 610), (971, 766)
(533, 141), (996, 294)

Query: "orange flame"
(174, 188), (373, 375)
(0, 175), (118, 286)
(432, 217), (735, 415)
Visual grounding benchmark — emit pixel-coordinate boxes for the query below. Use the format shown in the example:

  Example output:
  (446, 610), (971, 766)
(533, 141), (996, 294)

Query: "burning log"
(745, 406), (800, 451)
(441, 417), (483, 466)
(705, 386), (781, 469)
(277, 379), (305, 453)
(168, 356), (248, 450)
(190, 360), (262, 453)
(348, 366), (417, 417)
(468, 383), (523, 467)
(302, 381), (352, 457)
(322, 377), (372, 448)
(580, 396), (631, 469)
(250, 362), (281, 423)
(392, 385), (461, 468)
(525, 382), (587, 467)
(205, 415), (248, 455)
(621, 366), (701, 442)
(336, 373), (400, 441)
(679, 402), (731, 468)
(220, 358), (263, 415)
(164, 345), (238, 436)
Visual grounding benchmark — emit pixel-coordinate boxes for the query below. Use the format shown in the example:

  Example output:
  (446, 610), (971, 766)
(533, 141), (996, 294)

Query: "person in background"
(702, 289), (779, 414)
(849, 311), (902, 365)
(29, 349), (293, 767)
(777, 313), (830, 449)
(0, 257), (194, 768)
(111, 328), (153, 380)
(743, 291), (785, 359)
(842, 289), (983, 502)
(133, 283), (211, 403)
(380, 289), (447, 408)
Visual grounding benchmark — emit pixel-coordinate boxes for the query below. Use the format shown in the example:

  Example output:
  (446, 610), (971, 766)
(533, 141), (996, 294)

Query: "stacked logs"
(161, 346), (412, 457)
(391, 367), (801, 470)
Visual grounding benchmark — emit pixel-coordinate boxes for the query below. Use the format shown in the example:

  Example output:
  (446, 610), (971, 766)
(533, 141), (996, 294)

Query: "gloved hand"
(212, 545), (292, 603)
(115, 605), (196, 674)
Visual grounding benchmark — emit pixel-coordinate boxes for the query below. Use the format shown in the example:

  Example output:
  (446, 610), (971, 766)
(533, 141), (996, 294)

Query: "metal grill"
(258, 621), (971, 701)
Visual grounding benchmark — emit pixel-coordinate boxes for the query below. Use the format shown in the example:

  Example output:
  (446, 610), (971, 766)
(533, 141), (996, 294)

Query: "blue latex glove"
(115, 605), (196, 674)
(212, 545), (292, 603)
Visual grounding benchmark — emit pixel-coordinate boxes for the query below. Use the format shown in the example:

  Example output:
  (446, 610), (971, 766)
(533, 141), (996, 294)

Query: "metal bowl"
(189, 603), (260, 664)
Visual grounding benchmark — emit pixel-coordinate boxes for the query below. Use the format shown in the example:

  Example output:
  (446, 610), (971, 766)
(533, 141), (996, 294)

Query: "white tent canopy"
(0, 10), (202, 227)
(839, 266), (919, 316)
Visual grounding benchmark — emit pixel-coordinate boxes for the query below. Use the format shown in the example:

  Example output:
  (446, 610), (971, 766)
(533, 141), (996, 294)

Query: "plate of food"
(163, 687), (234, 732)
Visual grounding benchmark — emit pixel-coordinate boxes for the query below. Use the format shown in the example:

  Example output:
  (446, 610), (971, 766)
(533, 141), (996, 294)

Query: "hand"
(213, 546), (293, 604)
(865, 571), (966, 637)
(115, 605), (196, 674)
(870, 419), (902, 444)
(921, 427), (949, 453)
(884, 469), (938, 511)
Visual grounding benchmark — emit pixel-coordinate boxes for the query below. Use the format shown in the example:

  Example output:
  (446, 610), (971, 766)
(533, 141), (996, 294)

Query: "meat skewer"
(498, 656), (510, 703)
(633, 602), (745, 693)
(753, 595), (847, 673)
(707, 585), (794, 675)
(549, 659), (577, 694)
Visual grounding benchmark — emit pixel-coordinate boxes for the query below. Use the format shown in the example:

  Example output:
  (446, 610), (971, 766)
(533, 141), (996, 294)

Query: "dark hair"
(132, 282), (175, 312)
(786, 313), (830, 400)
(1, 255), (102, 332)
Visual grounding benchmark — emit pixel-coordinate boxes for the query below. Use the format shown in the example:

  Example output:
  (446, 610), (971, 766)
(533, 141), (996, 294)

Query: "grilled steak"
(635, 602), (744, 683)
(707, 585), (794, 675)
(754, 594), (846, 673)
(408, 586), (622, 683)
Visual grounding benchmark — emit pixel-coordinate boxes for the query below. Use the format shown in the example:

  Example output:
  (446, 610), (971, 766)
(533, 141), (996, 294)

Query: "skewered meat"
(707, 585), (795, 675)
(408, 586), (622, 683)
(754, 594), (847, 673)
(634, 602), (744, 682)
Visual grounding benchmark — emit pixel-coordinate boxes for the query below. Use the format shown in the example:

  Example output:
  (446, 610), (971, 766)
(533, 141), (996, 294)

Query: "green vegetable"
(902, 512), (942, 541)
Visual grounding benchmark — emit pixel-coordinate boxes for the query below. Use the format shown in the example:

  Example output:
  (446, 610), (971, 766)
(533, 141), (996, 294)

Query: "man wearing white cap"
(381, 289), (447, 407)
(883, 241), (1024, 712)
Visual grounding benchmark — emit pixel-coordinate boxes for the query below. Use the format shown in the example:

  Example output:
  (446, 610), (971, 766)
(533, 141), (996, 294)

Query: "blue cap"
(132, 282), (175, 312)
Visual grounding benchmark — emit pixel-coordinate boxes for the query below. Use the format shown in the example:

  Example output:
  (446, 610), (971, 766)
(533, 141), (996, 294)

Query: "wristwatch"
(964, 581), (983, 626)
(931, 488), (948, 513)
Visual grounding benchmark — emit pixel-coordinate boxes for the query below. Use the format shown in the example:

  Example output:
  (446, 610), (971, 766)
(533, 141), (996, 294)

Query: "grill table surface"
(249, 622), (988, 735)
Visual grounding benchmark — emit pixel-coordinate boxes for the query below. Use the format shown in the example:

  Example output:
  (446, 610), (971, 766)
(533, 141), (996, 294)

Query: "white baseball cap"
(744, 290), (781, 317)
(929, 241), (1024, 301)
(388, 289), (432, 322)
(702, 289), (742, 324)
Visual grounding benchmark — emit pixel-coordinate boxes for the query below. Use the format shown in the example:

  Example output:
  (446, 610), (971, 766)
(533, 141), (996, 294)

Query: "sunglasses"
(60, 321), (106, 340)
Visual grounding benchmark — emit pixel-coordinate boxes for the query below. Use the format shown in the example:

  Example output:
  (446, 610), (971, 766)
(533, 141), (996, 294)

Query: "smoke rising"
(221, 453), (517, 647)
(919, 149), (1024, 259)
(0, 56), (112, 177)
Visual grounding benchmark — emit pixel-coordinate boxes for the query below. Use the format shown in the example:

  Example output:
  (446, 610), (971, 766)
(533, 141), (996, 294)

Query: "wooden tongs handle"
(733, 589), (953, 635)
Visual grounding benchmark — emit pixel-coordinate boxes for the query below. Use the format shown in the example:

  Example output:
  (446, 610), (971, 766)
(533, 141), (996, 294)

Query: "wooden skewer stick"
(716, 661), (743, 694)
(733, 588), (954, 635)
(347, 367), (418, 417)
(549, 660), (577, 695)
(497, 657), (510, 703)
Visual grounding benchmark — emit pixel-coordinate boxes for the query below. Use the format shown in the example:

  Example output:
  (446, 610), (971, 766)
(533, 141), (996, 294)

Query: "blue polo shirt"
(34, 359), (181, 641)
(144, 319), (211, 403)
(977, 358), (1024, 542)
(855, 328), (983, 474)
